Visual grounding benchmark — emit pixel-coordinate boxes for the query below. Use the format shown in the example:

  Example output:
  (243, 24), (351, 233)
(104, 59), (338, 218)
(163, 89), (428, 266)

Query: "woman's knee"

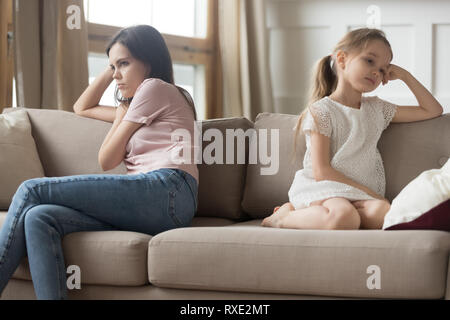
(24, 206), (47, 228)
(322, 198), (361, 230)
(23, 205), (60, 234)
(15, 179), (42, 200)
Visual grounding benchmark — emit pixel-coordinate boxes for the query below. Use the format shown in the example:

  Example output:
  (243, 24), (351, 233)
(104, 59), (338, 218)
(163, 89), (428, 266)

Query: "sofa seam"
(148, 240), (449, 251)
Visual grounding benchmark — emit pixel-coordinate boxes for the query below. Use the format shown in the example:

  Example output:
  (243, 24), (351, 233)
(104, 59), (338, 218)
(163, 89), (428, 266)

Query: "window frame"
(0, 0), (14, 113)
(85, 0), (221, 119)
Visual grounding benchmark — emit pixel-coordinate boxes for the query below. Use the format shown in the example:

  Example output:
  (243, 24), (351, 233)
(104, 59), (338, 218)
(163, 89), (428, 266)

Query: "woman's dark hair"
(106, 25), (197, 120)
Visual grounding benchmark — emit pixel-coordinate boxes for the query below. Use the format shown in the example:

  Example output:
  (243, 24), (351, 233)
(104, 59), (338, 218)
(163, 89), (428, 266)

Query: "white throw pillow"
(382, 158), (450, 229)
(0, 110), (45, 209)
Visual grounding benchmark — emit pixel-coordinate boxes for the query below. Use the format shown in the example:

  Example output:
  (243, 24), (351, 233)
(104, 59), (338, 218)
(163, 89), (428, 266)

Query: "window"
(84, 0), (220, 120)
(84, 0), (207, 38)
(0, 0), (13, 113)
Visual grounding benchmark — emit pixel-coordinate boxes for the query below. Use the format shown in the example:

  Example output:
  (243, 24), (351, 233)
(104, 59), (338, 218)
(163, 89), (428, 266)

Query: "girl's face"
(108, 42), (151, 99)
(337, 40), (392, 93)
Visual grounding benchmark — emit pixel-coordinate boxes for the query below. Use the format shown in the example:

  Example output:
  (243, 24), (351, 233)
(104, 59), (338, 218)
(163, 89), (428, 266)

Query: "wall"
(267, 0), (450, 115)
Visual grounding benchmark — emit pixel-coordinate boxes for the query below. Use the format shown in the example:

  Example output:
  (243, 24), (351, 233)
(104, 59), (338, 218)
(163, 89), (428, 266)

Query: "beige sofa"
(1, 107), (449, 300)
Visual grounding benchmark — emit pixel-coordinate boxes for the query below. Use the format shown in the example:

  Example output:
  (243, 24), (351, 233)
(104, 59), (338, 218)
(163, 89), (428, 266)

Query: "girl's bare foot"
(261, 203), (293, 227)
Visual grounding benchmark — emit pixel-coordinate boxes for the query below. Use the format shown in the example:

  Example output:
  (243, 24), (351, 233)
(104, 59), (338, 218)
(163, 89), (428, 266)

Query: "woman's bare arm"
(73, 67), (116, 123)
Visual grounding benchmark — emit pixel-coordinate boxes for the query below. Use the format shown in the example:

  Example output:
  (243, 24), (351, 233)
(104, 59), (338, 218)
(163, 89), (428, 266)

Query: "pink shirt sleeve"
(123, 79), (169, 126)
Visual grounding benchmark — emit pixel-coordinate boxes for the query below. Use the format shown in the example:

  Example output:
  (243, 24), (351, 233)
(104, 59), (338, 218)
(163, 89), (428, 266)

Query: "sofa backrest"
(3, 108), (126, 176)
(196, 117), (253, 220)
(2, 108), (253, 221)
(3, 108), (449, 221)
(241, 112), (450, 219)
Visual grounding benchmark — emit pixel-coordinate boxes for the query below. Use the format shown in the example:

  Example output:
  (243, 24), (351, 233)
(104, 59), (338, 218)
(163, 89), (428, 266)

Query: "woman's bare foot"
(261, 203), (294, 227)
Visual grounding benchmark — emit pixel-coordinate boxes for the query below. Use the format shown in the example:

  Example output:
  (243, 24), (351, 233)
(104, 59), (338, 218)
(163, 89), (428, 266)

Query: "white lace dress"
(288, 95), (398, 209)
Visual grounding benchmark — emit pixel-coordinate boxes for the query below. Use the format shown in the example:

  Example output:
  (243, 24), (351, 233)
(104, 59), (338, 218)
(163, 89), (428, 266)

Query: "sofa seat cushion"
(148, 224), (450, 299)
(189, 216), (238, 227)
(12, 230), (151, 286)
(0, 209), (151, 286)
(0, 211), (239, 286)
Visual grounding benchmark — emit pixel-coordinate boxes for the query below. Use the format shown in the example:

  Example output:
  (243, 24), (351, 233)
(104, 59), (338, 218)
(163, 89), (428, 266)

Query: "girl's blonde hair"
(291, 28), (392, 163)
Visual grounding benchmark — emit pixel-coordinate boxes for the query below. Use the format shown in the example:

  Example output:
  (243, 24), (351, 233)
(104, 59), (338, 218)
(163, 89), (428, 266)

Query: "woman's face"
(108, 42), (150, 99)
(337, 40), (392, 93)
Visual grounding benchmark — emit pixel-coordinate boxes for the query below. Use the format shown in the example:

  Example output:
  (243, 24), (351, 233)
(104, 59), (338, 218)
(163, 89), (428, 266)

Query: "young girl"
(0, 25), (198, 299)
(262, 28), (443, 231)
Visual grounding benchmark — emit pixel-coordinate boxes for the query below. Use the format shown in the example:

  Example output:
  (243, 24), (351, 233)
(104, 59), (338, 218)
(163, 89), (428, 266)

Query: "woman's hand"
(115, 104), (129, 122)
(382, 64), (409, 85)
(74, 67), (114, 114)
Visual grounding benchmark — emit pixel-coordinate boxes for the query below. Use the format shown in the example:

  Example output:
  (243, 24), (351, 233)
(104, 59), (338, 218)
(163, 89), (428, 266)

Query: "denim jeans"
(0, 168), (197, 300)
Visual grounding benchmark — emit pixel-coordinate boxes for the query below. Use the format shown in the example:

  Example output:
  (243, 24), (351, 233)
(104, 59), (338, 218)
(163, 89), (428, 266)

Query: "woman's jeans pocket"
(166, 169), (198, 228)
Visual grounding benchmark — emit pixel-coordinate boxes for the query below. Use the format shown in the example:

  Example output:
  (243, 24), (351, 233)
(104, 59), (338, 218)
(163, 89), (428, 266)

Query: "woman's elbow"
(98, 153), (114, 172)
(98, 156), (110, 172)
(98, 151), (124, 171)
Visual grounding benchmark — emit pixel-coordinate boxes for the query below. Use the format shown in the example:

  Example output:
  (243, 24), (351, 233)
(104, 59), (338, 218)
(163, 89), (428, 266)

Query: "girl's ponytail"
(291, 54), (337, 163)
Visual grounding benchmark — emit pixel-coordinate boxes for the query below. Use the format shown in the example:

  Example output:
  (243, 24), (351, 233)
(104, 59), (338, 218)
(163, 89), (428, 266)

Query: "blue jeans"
(0, 168), (197, 300)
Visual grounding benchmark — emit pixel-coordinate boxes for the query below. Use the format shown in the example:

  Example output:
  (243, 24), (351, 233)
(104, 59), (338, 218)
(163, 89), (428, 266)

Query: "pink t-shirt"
(122, 78), (199, 183)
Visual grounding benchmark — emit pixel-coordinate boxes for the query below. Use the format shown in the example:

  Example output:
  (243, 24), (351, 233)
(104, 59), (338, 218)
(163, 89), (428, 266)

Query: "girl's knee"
(362, 200), (390, 229)
(324, 199), (361, 230)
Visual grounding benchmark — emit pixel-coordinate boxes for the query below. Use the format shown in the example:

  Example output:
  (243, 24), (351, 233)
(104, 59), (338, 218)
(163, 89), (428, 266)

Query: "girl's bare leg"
(261, 202), (294, 227)
(263, 198), (361, 230)
(352, 199), (391, 229)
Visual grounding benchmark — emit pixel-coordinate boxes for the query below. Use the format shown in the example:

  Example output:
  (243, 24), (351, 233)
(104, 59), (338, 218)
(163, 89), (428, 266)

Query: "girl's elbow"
(314, 166), (333, 182)
(313, 170), (325, 182)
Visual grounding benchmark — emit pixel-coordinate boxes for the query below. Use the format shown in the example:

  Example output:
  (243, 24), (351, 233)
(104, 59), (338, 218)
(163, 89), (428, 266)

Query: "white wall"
(267, 0), (450, 115)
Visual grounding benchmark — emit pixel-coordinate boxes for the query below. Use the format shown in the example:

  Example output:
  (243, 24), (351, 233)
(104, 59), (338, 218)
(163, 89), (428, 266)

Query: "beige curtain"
(218, 0), (274, 121)
(13, 0), (88, 111)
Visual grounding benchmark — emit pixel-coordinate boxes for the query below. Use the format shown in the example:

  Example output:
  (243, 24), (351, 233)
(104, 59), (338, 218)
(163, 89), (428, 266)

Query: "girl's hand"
(115, 104), (129, 122)
(382, 64), (409, 85)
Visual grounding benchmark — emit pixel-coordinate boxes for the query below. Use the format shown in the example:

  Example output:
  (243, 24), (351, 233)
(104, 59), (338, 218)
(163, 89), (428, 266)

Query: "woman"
(0, 25), (199, 299)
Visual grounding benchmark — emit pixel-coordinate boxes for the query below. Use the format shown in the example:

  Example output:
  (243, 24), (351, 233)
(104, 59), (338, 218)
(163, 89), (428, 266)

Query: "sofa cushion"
(242, 112), (450, 219)
(241, 113), (305, 218)
(378, 114), (450, 203)
(385, 199), (450, 231)
(1, 210), (150, 286)
(0, 110), (45, 210)
(10, 229), (152, 286)
(2, 107), (127, 177)
(196, 117), (253, 220)
(148, 224), (450, 299)
(0, 211), (238, 286)
(383, 158), (450, 230)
